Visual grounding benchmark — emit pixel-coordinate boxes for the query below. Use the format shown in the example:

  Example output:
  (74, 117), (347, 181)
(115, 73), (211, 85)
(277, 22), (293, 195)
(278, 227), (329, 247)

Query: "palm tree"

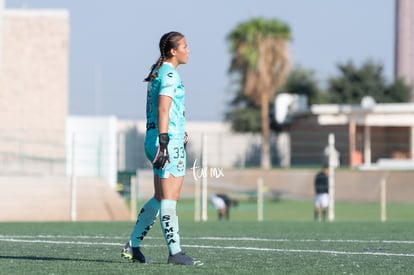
(228, 17), (291, 169)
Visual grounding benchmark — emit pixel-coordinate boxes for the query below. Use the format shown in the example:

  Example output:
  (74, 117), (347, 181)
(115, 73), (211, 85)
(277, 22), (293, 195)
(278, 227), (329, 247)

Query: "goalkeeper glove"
(183, 132), (189, 149)
(153, 133), (170, 169)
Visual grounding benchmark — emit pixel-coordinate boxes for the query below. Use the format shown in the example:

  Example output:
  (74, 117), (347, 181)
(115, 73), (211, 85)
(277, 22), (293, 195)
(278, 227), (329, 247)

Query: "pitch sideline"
(0, 235), (414, 258)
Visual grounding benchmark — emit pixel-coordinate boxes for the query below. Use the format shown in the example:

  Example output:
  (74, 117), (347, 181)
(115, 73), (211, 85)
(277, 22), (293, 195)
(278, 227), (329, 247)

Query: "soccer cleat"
(168, 251), (203, 266)
(121, 242), (146, 263)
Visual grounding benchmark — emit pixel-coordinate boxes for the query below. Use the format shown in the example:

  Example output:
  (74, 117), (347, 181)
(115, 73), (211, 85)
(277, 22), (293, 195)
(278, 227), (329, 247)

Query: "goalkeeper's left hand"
(183, 132), (189, 149)
(153, 133), (170, 169)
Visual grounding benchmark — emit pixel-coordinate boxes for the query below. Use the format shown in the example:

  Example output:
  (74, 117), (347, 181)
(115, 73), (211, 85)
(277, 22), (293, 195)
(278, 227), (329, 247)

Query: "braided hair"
(144, 31), (185, 82)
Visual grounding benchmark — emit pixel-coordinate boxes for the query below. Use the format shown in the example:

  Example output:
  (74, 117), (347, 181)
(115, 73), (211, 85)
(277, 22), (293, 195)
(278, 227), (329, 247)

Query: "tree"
(227, 17), (291, 169)
(382, 78), (411, 103)
(224, 92), (262, 132)
(327, 60), (410, 104)
(279, 66), (321, 105)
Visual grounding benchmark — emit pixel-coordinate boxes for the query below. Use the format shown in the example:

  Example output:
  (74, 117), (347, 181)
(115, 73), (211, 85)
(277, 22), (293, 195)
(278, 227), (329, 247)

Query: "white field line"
(195, 237), (414, 244)
(1, 235), (413, 244)
(181, 244), (414, 258)
(0, 235), (414, 258)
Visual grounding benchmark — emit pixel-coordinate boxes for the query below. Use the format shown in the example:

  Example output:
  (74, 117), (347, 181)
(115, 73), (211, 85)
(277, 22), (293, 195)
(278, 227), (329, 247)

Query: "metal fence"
(0, 134), (66, 175)
(2, 127), (413, 176)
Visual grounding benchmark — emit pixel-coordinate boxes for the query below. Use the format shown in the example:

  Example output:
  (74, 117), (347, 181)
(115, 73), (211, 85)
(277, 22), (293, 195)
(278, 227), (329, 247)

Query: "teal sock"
(130, 197), (160, 247)
(160, 199), (181, 255)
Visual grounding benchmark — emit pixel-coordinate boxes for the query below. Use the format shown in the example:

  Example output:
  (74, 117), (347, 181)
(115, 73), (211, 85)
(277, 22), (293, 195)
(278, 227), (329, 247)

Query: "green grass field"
(1, 200), (414, 274)
(175, 198), (414, 222)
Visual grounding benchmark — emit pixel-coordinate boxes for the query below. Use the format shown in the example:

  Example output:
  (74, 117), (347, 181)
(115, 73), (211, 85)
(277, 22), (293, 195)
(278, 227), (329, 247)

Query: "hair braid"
(144, 56), (163, 82)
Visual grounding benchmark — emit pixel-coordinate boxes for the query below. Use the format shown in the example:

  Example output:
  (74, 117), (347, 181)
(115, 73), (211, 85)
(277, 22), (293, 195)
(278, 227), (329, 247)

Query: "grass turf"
(1, 200), (414, 274)
(176, 198), (414, 222)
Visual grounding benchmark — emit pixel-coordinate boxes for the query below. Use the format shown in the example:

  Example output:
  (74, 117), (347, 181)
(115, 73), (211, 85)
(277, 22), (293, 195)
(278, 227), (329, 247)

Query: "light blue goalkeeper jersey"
(145, 62), (186, 139)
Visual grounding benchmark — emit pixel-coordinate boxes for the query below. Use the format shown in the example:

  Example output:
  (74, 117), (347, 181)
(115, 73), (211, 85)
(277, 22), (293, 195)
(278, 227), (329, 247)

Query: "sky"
(7, 0), (395, 121)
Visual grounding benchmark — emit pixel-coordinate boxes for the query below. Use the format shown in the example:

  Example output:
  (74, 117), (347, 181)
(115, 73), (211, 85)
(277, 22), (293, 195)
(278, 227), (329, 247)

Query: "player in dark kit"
(314, 165), (329, 222)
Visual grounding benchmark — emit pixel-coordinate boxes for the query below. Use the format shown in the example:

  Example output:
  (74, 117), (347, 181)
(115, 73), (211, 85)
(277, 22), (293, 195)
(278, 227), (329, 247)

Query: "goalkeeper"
(121, 31), (201, 266)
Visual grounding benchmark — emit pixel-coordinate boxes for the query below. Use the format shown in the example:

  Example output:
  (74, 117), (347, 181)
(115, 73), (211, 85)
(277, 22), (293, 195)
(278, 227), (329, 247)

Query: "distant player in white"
(210, 194), (238, 220)
(210, 194), (227, 219)
(314, 165), (329, 222)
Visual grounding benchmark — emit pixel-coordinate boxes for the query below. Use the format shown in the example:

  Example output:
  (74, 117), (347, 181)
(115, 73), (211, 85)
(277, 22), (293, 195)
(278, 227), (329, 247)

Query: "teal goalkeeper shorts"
(144, 135), (186, 178)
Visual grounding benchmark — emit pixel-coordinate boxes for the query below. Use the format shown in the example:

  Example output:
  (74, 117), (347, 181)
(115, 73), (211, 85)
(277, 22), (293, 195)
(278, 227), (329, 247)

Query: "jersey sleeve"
(159, 70), (178, 98)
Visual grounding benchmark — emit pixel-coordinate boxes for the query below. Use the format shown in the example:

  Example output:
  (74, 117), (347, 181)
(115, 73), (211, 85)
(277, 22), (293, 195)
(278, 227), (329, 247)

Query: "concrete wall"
(0, 176), (130, 221)
(0, 9), (68, 170)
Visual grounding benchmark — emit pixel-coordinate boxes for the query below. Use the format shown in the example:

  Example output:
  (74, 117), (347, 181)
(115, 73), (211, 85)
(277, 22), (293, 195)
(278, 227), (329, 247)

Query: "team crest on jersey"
(167, 72), (173, 77)
(177, 160), (184, 172)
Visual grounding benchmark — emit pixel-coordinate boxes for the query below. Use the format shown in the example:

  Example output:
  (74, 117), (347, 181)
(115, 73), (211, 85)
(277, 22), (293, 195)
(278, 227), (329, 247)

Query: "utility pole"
(0, 0), (4, 72)
(395, 0), (414, 101)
